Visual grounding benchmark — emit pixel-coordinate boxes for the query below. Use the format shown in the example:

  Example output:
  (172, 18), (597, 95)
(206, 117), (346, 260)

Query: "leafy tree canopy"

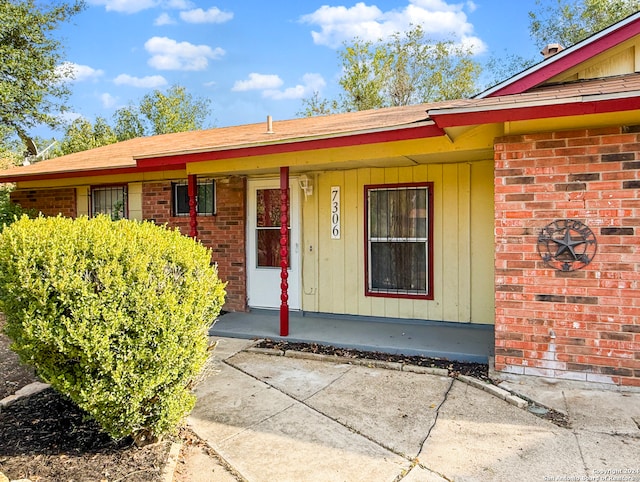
(529, 0), (640, 48)
(0, 0), (85, 153)
(52, 85), (212, 155)
(114, 85), (212, 141)
(57, 116), (117, 155)
(300, 24), (481, 115)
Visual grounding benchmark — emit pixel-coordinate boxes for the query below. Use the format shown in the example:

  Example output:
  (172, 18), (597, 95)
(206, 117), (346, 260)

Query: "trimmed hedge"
(0, 215), (226, 443)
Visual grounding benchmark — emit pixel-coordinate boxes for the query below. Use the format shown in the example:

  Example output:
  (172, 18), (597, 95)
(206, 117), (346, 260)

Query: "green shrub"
(0, 190), (36, 231)
(0, 215), (226, 443)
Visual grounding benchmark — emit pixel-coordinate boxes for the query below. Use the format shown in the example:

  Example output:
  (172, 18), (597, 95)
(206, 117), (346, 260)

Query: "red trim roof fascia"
(487, 20), (640, 97)
(0, 162), (186, 184)
(431, 96), (640, 128)
(136, 123), (443, 169)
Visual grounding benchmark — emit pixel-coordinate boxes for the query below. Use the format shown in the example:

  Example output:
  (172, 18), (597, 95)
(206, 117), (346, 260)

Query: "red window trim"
(364, 182), (434, 301)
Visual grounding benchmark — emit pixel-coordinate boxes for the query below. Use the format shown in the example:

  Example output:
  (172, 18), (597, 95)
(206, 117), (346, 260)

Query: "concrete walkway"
(180, 337), (640, 482)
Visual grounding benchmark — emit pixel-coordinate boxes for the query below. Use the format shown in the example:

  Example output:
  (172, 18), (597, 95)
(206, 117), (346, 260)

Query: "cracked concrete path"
(185, 339), (640, 482)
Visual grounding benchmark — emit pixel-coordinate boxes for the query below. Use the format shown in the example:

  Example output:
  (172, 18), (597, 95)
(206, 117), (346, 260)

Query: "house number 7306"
(331, 186), (340, 239)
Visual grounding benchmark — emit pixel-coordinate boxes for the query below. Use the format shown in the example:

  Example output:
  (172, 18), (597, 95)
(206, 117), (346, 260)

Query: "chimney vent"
(266, 115), (273, 134)
(541, 43), (564, 59)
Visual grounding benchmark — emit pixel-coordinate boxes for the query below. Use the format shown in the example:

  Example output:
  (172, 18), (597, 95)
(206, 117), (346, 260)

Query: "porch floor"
(210, 310), (494, 363)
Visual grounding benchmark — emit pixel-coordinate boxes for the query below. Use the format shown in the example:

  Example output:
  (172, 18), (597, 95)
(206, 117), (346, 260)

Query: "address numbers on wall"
(331, 186), (340, 239)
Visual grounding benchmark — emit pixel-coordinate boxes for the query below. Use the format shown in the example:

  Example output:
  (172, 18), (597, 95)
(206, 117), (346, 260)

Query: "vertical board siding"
(128, 182), (143, 221)
(470, 161), (496, 323)
(76, 186), (89, 217)
(307, 161), (494, 324)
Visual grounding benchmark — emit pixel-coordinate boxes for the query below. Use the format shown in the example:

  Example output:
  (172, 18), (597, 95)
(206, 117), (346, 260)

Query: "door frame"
(246, 177), (301, 310)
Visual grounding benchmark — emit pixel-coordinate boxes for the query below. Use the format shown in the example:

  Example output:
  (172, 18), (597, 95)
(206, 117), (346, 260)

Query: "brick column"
(494, 126), (640, 387)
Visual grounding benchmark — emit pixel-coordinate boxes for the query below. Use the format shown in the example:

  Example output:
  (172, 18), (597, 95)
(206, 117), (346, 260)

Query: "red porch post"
(279, 167), (289, 336)
(188, 174), (198, 239)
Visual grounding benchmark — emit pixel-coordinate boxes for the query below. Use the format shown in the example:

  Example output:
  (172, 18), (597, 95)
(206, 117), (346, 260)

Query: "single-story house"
(2, 12), (640, 387)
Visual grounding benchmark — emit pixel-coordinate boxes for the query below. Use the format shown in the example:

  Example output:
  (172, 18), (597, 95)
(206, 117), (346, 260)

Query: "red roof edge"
(482, 13), (640, 98)
(430, 96), (640, 128)
(136, 122), (443, 169)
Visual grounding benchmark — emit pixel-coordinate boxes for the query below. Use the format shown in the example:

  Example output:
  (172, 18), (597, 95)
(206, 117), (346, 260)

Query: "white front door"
(247, 178), (300, 310)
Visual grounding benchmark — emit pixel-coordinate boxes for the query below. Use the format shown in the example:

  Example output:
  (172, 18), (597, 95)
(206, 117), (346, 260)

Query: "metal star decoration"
(537, 219), (597, 271)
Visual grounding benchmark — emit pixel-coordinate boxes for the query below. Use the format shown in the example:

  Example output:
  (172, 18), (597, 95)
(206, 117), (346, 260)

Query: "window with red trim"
(365, 183), (433, 299)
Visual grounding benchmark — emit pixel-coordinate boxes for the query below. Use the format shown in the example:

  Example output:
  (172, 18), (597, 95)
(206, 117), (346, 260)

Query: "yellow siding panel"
(458, 163), (472, 322)
(470, 160), (495, 324)
(441, 163), (460, 321)
(343, 169), (360, 313)
(304, 160), (494, 324)
(128, 182), (143, 221)
(427, 164), (444, 322)
(357, 169), (373, 316)
(76, 186), (89, 217)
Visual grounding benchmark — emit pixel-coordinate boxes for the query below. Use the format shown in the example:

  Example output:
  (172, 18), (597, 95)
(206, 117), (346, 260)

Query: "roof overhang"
(429, 91), (640, 128)
(0, 163), (185, 183)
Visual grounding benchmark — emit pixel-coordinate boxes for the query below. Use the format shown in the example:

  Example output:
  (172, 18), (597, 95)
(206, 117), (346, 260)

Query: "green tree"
(112, 106), (146, 142)
(297, 91), (340, 118)
(382, 27), (480, 105)
(529, 0), (640, 48)
(0, 0), (85, 154)
(300, 25), (481, 115)
(338, 37), (389, 111)
(114, 85), (211, 141)
(58, 117), (117, 155)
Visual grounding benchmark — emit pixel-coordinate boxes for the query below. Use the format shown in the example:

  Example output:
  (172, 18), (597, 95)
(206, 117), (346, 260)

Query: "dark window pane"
(175, 184), (189, 214)
(257, 228), (290, 268)
(257, 189), (286, 227)
(370, 242), (426, 293)
(197, 182), (215, 215)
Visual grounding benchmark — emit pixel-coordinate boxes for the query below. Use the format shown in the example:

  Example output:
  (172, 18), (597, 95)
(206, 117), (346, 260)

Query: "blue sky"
(47, 0), (543, 138)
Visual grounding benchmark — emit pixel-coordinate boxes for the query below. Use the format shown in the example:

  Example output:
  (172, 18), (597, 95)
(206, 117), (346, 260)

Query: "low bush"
(0, 215), (226, 443)
(0, 190), (36, 231)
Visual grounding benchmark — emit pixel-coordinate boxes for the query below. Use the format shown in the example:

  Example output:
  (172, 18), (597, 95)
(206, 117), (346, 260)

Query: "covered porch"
(210, 310), (494, 363)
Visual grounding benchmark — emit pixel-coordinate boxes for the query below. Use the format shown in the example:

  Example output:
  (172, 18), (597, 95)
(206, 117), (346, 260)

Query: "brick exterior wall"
(142, 177), (247, 312)
(10, 188), (76, 218)
(494, 125), (640, 387)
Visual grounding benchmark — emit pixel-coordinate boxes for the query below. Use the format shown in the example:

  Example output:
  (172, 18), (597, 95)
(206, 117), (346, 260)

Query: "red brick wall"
(142, 177), (247, 312)
(494, 125), (640, 387)
(10, 188), (76, 217)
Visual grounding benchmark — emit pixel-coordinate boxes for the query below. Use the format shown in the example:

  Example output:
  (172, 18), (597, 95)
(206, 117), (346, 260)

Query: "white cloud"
(89, 0), (194, 13)
(180, 7), (233, 24)
(100, 93), (119, 108)
(164, 0), (193, 8)
(232, 73), (326, 100)
(300, 0), (486, 53)
(232, 73), (284, 92)
(56, 62), (104, 82)
(88, 0), (158, 14)
(154, 12), (175, 25)
(263, 73), (326, 100)
(113, 73), (168, 88)
(144, 36), (225, 71)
